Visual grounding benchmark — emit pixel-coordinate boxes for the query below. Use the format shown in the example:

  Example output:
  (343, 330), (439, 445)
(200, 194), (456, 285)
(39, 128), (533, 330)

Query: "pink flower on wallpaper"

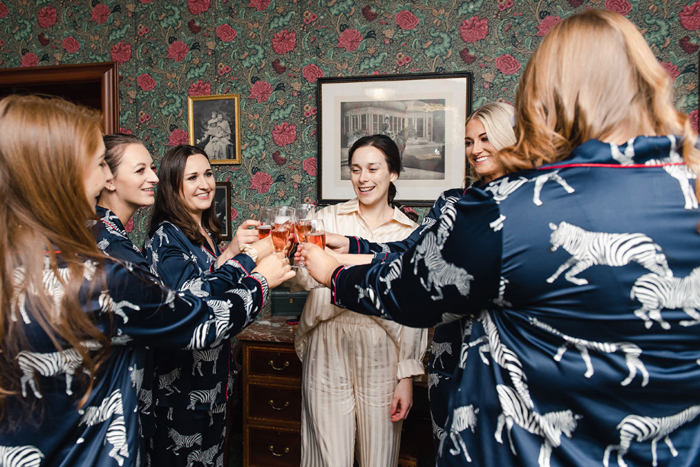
(250, 171), (273, 194)
(37, 6), (57, 28)
(680, 36), (699, 54)
(0, 3), (8, 19)
(188, 80), (211, 96)
(302, 157), (317, 176)
(338, 28), (362, 52)
(62, 36), (81, 54)
(167, 41), (189, 62)
(362, 5), (378, 21)
(21, 53), (39, 68)
(459, 48), (476, 64)
(230, 207), (238, 221)
(110, 41), (132, 64)
(459, 16), (489, 43)
(124, 216), (134, 233)
(680, 2), (700, 30)
(271, 30), (297, 54)
(605, 0), (632, 16)
(249, 80), (273, 103)
(271, 59), (286, 74)
(272, 122), (297, 146)
(537, 15), (561, 36)
(168, 129), (189, 146)
(272, 151), (287, 166)
(187, 0), (210, 15)
(249, 0), (271, 12)
(137, 73), (156, 91)
(660, 62), (680, 81)
(690, 109), (698, 133)
(91, 4), (110, 25)
(302, 64), (324, 83)
(395, 10), (419, 30)
(216, 24), (237, 42)
(139, 0), (153, 3)
(495, 54), (521, 75)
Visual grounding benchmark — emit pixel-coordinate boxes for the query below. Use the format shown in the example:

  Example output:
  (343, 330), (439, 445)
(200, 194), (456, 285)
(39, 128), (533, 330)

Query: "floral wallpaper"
(0, 0), (697, 246)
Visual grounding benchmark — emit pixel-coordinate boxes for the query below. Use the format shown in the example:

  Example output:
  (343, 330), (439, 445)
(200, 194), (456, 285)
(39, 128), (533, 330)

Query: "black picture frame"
(316, 72), (472, 206)
(188, 94), (242, 164)
(214, 181), (232, 241)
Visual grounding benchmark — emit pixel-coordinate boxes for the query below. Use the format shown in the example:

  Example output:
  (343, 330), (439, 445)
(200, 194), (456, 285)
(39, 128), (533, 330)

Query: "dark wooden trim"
(0, 62), (119, 134)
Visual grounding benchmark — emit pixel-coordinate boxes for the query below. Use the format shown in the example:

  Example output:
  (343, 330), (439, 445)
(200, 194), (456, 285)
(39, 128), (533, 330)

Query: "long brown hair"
(148, 145), (221, 246)
(0, 95), (110, 421)
(500, 9), (699, 177)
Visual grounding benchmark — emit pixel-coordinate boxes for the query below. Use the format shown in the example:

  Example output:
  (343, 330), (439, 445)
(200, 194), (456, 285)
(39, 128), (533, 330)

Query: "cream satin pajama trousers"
(300, 312), (403, 467)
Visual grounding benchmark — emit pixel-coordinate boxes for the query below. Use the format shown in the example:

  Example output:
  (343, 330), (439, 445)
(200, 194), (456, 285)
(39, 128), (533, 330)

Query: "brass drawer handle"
(268, 399), (290, 411)
(268, 445), (290, 457)
(268, 359), (289, 371)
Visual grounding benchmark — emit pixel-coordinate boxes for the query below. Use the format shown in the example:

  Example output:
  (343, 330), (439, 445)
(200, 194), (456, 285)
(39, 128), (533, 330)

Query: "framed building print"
(317, 73), (472, 206)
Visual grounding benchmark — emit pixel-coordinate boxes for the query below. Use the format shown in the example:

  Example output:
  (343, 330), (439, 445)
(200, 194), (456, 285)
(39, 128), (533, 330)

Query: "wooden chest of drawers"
(238, 317), (302, 467)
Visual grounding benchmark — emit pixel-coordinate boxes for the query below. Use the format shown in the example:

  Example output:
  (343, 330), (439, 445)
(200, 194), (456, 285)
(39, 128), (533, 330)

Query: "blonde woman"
(303, 10), (700, 466)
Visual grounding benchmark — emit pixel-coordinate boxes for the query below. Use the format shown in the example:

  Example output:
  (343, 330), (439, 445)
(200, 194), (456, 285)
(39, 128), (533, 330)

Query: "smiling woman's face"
(350, 145), (398, 208)
(465, 118), (503, 183)
(180, 153), (215, 217)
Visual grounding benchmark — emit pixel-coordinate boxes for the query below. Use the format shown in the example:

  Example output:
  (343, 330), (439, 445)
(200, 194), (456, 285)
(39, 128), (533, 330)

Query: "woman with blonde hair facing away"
(0, 95), (293, 466)
(290, 134), (427, 467)
(302, 9), (700, 466)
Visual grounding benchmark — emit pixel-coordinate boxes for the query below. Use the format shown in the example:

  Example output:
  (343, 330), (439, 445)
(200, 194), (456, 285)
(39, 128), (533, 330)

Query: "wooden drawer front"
(248, 383), (301, 424)
(248, 346), (302, 379)
(247, 426), (301, 467)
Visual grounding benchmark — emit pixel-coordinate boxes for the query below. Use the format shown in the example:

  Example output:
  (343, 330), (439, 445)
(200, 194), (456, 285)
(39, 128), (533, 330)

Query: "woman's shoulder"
(145, 221), (188, 250)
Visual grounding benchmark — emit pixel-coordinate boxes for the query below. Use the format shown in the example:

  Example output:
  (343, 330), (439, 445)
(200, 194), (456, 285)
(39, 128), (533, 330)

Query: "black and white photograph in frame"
(188, 94), (242, 165)
(317, 73), (471, 206)
(214, 181), (232, 242)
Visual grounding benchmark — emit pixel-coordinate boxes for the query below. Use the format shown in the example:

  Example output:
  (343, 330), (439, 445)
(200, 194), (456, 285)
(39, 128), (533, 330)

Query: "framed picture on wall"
(316, 72), (472, 206)
(214, 181), (232, 241)
(188, 94), (242, 165)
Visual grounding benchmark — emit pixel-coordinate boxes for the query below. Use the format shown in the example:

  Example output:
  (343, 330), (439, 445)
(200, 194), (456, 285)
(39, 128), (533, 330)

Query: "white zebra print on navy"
(547, 221), (672, 286)
(77, 389), (129, 466)
(631, 265), (700, 330)
(495, 384), (581, 467)
(529, 317), (649, 387)
(411, 231), (473, 301)
(158, 368), (182, 396)
(191, 345), (223, 376)
(167, 428), (202, 454)
(187, 382), (222, 410)
(185, 444), (218, 467)
(445, 405), (478, 462)
(603, 404), (700, 467)
(0, 445), (44, 467)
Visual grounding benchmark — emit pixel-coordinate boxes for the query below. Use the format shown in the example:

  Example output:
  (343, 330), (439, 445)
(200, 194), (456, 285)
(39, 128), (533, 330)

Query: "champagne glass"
(258, 206), (273, 240)
(271, 206), (296, 253)
(296, 203), (316, 221)
(304, 219), (326, 249)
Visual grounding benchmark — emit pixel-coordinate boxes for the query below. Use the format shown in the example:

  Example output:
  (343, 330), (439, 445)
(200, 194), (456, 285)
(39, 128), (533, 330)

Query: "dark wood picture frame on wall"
(215, 181), (232, 242)
(0, 62), (119, 134)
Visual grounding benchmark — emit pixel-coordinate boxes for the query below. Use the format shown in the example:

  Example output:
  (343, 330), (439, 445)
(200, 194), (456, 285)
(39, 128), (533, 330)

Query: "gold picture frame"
(188, 93), (242, 165)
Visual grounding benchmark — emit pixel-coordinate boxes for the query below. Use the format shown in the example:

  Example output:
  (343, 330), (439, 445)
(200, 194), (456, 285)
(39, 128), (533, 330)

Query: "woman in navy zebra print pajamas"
(322, 102), (517, 452)
(0, 96), (294, 466)
(143, 145), (284, 466)
(302, 10), (700, 466)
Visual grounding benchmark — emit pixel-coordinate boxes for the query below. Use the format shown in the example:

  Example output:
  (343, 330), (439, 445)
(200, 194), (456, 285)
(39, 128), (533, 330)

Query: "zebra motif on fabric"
(411, 231), (473, 301)
(77, 389), (129, 466)
(185, 319), (218, 351)
(631, 265), (700, 330)
(225, 288), (257, 328)
(493, 277), (511, 307)
(485, 177), (529, 204)
(17, 347), (93, 399)
(610, 138), (637, 166)
(430, 341), (453, 369)
(187, 382), (222, 410)
(489, 214), (506, 232)
(10, 268), (31, 324)
(192, 345), (223, 376)
(530, 170), (575, 206)
(166, 428), (202, 454)
(354, 285), (384, 314)
(529, 317), (649, 387)
(99, 290), (139, 324)
(603, 404), (700, 467)
(139, 389), (153, 415)
(378, 259), (402, 295)
(547, 221), (672, 286)
(208, 403), (226, 426)
(130, 365), (144, 393)
(181, 277), (210, 298)
(445, 405), (479, 462)
(495, 384), (581, 467)
(158, 368), (182, 396)
(0, 445), (44, 467)
(186, 444), (218, 467)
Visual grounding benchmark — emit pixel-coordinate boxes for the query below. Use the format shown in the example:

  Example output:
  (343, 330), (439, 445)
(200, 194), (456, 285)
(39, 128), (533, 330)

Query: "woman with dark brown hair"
(143, 145), (274, 465)
(0, 95), (293, 466)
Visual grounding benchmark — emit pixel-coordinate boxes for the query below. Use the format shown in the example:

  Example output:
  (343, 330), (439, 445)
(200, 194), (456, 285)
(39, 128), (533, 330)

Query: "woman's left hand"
(299, 243), (341, 288)
(390, 378), (413, 422)
(229, 219), (260, 256)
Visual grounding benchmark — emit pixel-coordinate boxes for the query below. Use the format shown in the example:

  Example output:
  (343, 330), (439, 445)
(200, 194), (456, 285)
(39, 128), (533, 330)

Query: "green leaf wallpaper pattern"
(0, 0), (697, 247)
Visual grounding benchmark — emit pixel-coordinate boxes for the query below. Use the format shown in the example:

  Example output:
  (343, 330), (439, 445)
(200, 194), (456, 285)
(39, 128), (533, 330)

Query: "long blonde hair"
(466, 102), (516, 184)
(500, 9), (699, 175)
(0, 95), (110, 420)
